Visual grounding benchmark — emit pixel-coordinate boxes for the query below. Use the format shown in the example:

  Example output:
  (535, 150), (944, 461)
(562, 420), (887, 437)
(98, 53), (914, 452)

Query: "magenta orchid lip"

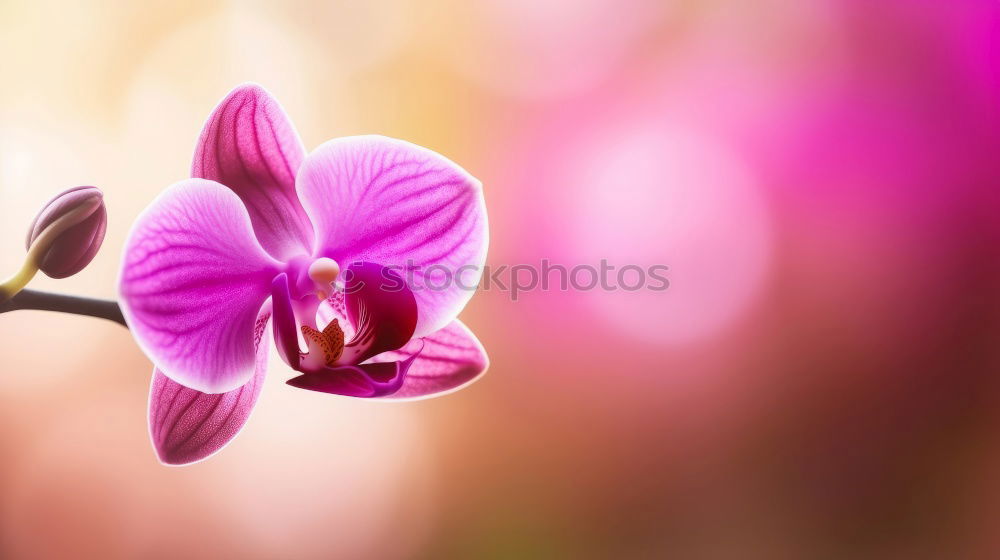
(116, 83), (489, 465)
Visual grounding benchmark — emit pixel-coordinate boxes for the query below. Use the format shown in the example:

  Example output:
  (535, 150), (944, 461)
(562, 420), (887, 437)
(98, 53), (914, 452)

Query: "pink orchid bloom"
(120, 84), (489, 465)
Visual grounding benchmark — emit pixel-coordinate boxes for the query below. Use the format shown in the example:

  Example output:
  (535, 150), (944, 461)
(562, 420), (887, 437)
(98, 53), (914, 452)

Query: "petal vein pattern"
(120, 179), (281, 393)
(298, 136), (488, 337)
(149, 310), (272, 465)
(193, 84), (313, 261)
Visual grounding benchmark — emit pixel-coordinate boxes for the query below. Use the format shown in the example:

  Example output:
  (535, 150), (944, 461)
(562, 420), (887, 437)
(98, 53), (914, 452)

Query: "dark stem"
(0, 289), (128, 327)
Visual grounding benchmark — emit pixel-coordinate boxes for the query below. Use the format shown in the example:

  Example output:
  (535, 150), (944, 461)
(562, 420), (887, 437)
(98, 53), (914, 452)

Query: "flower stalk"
(0, 289), (126, 327)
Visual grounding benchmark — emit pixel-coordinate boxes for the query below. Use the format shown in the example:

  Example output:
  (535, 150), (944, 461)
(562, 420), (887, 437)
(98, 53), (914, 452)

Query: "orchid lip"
(270, 270), (366, 373)
(275, 257), (350, 369)
(270, 262), (420, 377)
(300, 318), (345, 371)
(289, 293), (372, 372)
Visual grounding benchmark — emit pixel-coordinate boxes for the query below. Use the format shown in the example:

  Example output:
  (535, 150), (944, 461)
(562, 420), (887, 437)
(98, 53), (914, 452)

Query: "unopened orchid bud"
(26, 186), (107, 279)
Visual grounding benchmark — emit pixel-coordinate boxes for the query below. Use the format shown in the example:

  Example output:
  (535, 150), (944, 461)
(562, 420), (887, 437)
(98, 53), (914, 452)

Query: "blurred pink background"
(0, 1), (998, 558)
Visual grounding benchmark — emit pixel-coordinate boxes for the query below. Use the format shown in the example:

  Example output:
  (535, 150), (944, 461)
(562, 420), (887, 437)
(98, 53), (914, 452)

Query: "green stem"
(0, 259), (39, 303)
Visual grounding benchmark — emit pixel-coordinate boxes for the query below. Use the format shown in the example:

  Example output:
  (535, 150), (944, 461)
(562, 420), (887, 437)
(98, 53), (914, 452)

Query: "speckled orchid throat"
(270, 257), (421, 397)
(120, 84), (489, 465)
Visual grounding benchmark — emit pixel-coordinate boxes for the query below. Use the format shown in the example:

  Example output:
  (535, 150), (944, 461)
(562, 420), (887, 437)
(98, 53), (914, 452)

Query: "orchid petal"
(119, 179), (281, 393)
(297, 136), (488, 338)
(372, 320), (489, 400)
(149, 310), (271, 465)
(286, 352), (420, 398)
(193, 84), (313, 261)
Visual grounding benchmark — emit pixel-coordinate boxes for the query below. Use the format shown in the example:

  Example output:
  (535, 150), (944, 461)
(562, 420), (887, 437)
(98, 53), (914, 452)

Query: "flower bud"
(26, 186), (107, 279)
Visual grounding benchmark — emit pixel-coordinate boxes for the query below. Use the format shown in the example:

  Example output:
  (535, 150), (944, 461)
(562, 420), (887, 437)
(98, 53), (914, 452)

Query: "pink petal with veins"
(119, 179), (281, 393)
(193, 83), (314, 261)
(373, 320), (488, 400)
(297, 135), (488, 338)
(149, 310), (271, 465)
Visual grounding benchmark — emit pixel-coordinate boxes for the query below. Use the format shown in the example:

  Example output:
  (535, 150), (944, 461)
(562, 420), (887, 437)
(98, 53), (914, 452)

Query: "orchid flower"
(120, 84), (489, 465)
